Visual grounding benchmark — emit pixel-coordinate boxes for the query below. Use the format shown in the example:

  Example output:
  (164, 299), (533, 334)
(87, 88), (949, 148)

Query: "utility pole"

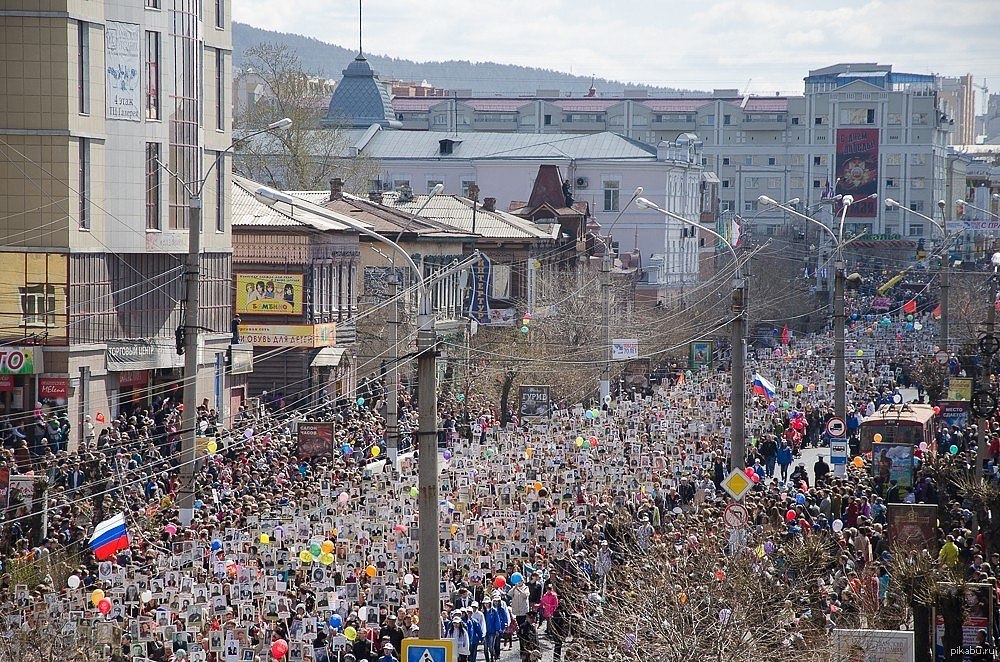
(600, 251), (611, 403)
(386, 273), (399, 467)
(731, 273), (746, 469)
(834, 258), (846, 423)
(177, 195), (202, 526)
(415, 306), (440, 638)
(937, 200), (950, 349)
(976, 259), (998, 480)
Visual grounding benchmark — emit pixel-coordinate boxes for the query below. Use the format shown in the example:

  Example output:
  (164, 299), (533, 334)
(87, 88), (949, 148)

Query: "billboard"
(946, 377), (973, 402)
(934, 583), (993, 661)
(518, 386), (550, 419)
(612, 339), (639, 360)
(236, 273), (304, 315)
(297, 422), (336, 459)
(887, 503), (938, 551)
(835, 128), (879, 218)
(832, 629), (914, 662)
(0, 347), (40, 375)
(238, 324), (336, 348)
(873, 442), (914, 491)
(104, 21), (141, 121)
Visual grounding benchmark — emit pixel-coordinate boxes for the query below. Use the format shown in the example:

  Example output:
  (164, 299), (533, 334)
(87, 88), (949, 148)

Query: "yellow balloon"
(319, 552), (334, 566)
(206, 441), (218, 454)
(450, 524), (458, 535)
(259, 533), (270, 544)
(525, 448), (532, 458)
(299, 550), (314, 563)
(795, 384), (804, 393)
(344, 626), (358, 641)
(90, 589), (105, 606)
(321, 540), (334, 554)
(873, 433), (883, 443)
(853, 456), (864, 469)
(365, 564), (377, 578)
(371, 446), (381, 457)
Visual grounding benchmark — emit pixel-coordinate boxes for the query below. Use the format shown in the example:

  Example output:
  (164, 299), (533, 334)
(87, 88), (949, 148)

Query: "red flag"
(95, 412), (106, 423)
(902, 299), (917, 314)
(781, 324), (790, 346)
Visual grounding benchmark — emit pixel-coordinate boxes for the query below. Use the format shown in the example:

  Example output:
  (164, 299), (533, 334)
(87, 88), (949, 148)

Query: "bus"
(859, 404), (938, 454)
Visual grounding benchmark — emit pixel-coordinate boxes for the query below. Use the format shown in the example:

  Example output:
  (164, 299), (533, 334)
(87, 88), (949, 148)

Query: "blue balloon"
(795, 494), (805, 505)
(194, 499), (203, 509)
(329, 614), (343, 629)
(211, 540), (222, 551)
(342, 444), (353, 455)
(584, 410), (594, 419)
(510, 572), (523, 585)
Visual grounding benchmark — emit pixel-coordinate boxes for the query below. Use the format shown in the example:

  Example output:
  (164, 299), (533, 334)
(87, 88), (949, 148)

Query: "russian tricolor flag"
(89, 513), (130, 560)
(752, 373), (776, 400)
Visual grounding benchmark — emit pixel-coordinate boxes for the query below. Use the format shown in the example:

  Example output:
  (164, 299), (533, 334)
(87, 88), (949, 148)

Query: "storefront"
(0, 347), (44, 417)
(106, 339), (184, 417)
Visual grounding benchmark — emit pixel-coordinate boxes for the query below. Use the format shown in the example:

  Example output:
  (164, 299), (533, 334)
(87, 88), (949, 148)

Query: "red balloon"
(933, 406), (941, 415)
(785, 509), (796, 522)
(271, 639), (289, 659)
(493, 575), (507, 589)
(751, 474), (760, 483)
(744, 467), (755, 477)
(97, 598), (112, 615)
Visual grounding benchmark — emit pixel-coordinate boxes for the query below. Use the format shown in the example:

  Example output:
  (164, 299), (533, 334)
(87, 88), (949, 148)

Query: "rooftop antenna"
(358, 0), (363, 56)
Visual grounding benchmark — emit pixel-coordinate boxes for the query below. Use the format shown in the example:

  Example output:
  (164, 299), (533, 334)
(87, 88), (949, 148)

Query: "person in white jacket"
(450, 616), (472, 662)
(509, 582), (530, 627)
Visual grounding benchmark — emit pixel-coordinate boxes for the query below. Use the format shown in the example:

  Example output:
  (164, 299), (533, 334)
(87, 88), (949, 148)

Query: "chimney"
(482, 197), (496, 212)
(368, 190), (384, 204)
(329, 178), (343, 201)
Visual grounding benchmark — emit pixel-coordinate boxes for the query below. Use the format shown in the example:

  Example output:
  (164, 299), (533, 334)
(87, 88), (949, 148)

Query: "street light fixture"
(635, 196), (747, 469)
(884, 198), (950, 347)
(957, 199), (1000, 220)
(172, 117), (292, 528)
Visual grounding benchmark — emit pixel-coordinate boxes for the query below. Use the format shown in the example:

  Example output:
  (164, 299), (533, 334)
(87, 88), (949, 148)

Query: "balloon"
(486, 448), (495, 457)
(90, 589), (105, 606)
(751, 474), (760, 483)
(443, 450), (452, 460)
(795, 384), (804, 393)
(589, 437), (598, 448)
(67, 574), (81, 589)
(457, 393), (465, 402)
(856, 349), (864, 357)
(524, 448), (532, 459)
(510, 572), (523, 585)
(271, 639), (289, 659)
(329, 614), (343, 629)
(260, 533), (270, 544)
(318, 540), (333, 554)
(744, 467), (755, 477)
(933, 406), (941, 415)
(832, 519), (844, 533)
(344, 626), (358, 641)
(520, 326), (529, 334)
(584, 410), (594, 420)
(97, 598), (112, 615)
(319, 552), (334, 566)
(493, 575), (507, 589)
(244, 428), (254, 440)
(338, 492), (349, 504)
(914, 322), (923, 331)
(853, 457), (864, 469)
(764, 541), (775, 554)
(719, 608), (732, 624)
(164, 524), (177, 536)
(782, 401), (790, 409)
(365, 565), (377, 578)
(919, 442), (928, 452)
(533, 481), (543, 491)
(371, 446), (381, 457)
(785, 510), (796, 522)
(310, 543), (322, 557)
(342, 444), (353, 455)
(795, 494), (805, 505)
(450, 524), (458, 535)
(403, 573), (415, 586)
(949, 445), (959, 455)
(206, 441), (217, 453)
(873, 433), (883, 443)
(409, 487), (419, 497)
(768, 404), (776, 412)
(140, 590), (152, 603)
(357, 397), (365, 406)
(298, 550), (313, 563)
(575, 437), (584, 447)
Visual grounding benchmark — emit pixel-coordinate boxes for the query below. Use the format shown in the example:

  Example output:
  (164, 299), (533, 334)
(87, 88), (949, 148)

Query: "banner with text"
(297, 422), (336, 459)
(611, 339), (639, 360)
(236, 273), (304, 315)
(835, 128), (879, 218)
(518, 385), (550, 419)
(105, 21), (142, 121)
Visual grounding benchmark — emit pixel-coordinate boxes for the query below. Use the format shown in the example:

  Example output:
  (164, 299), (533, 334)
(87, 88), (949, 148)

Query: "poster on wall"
(104, 21), (142, 121)
(835, 128), (879, 218)
(236, 274), (304, 315)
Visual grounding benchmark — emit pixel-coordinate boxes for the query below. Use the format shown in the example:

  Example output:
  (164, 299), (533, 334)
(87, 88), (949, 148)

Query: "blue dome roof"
(322, 55), (396, 129)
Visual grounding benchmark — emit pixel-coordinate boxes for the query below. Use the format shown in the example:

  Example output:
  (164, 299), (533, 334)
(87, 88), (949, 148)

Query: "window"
(461, 179), (477, 197)
(813, 180), (822, 188)
(392, 179), (410, 191)
(886, 154), (901, 166)
(790, 177), (804, 190)
(721, 180), (731, 188)
(543, 114), (552, 126)
(888, 112), (902, 125)
(909, 201), (925, 212)
(720, 200), (733, 212)
(813, 156), (823, 166)
(145, 31), (160, 120)
(215, 48), (225, 130)
(491, 265), (511, 299)
(768, 157), (776, 166)
(767, 177), (780, 189)
(744, 156), (753, 166)
(814, 115), (826, 125)
(912, 177), (926, 189)
(432, 114), (447, 126)
(722, 157), (731, 166)
(426, 180), (444, 194)
(723, 114), (731, 125)
(791, 116), (800, 125)
(912, 154), (927, 166)
(603, 180), (620, 212)
(912, 112), (929, 125)
(744, 200), (758, 212)
(215, 0), (225, 28)
(145, 0), (159, 7)
(909, 224), (924, 237)
(867, 108), (876, 124)
(216, 153), (225, 232)
(145, 143), (161, 230)
(77, 21), (90, 114)
(21, 285), (57, 327)
(886, 178), (896, 188)
(78, 138), (90, 229)
(704, 114), (715, 126)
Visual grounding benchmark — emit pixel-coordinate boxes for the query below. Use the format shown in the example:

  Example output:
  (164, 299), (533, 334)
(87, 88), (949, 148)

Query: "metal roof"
(381, 192), (560, 241)
(231, 176), (361, 233)
(322, 55), (396, 128)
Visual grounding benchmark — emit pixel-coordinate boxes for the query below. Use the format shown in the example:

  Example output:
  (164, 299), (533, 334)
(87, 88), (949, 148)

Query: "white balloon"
(832, 519), (844, 533)
(140, 590), (153, 603)
(403, 573), (415, 586)
(67, 575), (81, 589)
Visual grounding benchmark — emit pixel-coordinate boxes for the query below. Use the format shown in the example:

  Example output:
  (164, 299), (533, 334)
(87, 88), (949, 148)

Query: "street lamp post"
(885, 198), (949, 348)
(386, 183), (446, 470)
(171, 117), (291, 527)
(759, 194), (875, 426)
(598, 186), (643, 404)
(635, 197), (746, 469)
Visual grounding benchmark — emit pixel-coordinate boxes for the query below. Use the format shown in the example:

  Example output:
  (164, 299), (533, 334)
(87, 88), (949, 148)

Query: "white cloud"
(233, 0), (999, 97)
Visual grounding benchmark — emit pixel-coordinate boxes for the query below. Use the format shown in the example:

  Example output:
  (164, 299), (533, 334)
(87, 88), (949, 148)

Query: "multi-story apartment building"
(0, 0), (233, 446)
(391, 64), (954, 240)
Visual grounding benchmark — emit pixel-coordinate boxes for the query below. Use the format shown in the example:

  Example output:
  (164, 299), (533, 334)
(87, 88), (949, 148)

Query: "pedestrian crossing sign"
(401, 638), (453, 662)
(721, 469), (753, 501)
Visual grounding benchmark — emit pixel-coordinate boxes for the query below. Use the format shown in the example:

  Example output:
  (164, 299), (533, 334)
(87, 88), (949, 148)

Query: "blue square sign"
(402, 638), (453, 662)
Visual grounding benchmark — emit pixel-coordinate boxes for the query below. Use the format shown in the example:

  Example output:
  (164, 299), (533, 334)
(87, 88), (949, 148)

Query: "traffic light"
(175, 325), (186, 355)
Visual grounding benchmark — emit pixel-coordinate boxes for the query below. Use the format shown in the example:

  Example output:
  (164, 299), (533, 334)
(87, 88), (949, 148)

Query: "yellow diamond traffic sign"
(721, 469), (753, 501)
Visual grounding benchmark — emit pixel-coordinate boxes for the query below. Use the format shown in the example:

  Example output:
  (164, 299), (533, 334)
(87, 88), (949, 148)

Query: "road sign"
(934, 350), (949, 365)
(402, 638), (453, 662)
(721, 469), (754, 501)
(723, 503), (749, 529)
(825, 417), (846, 438)
(830, 439), (848, 465)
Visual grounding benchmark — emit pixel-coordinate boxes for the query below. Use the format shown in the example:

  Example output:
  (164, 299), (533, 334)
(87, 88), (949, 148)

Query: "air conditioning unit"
(575, 177), (588, 189)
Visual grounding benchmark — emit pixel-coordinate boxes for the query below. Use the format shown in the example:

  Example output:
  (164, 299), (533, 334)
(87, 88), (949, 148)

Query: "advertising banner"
(466, 255), (492, 324)
(0, 467), (8, 509)
(238, 325), (336, 348)
(118, 370), (148, 388)
(38, 377), (68, 400)
(611, 339), (639, 361)
(835, 128), (879, 217)
(832, 629), (914, 662)
(887, 503), (938, 551)
(873, 442), (914, 491)
(236, 273), (304, 315)
(937, 401), (970, 430)
(229, 343), (254, 375)
(934, 583), (993, 661)
(518, 386), (550, 419)
(946, 377), (973, 402)
(297, 422), (336, 459)
(0, 376), (13, 392)
(104, 21), (142, 121)
(107, 339), (183, 371)
(0, 347), (40, 375)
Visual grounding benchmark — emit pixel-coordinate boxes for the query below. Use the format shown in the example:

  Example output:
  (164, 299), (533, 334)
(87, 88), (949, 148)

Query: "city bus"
(859, 404), (938, 454)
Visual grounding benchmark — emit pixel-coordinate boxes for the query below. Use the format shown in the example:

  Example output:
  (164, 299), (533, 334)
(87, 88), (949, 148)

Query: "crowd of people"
(0, 297), (998, 660)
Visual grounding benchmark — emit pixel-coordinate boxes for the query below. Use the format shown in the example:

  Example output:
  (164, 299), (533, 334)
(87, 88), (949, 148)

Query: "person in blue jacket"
(464, 608), (484, 662)
(482, 596), (508, 662)
(776, 439), (794, 483)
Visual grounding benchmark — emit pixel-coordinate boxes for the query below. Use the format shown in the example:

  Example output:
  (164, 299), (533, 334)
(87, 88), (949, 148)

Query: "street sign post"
(401, 639), (454, 662)
(825, 417), (846, 439)
(721, 469), (754, 501)
(830, 438), (848, 477)
(723, 503), (749, 529)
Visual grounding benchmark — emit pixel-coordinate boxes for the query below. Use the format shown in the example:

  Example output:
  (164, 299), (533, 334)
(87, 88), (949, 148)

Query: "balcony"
(472, 115), (520, 131)
(651, 117), (696, 129)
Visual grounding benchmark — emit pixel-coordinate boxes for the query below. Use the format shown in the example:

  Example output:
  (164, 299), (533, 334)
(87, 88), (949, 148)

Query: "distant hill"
(233, 22), (695, 97)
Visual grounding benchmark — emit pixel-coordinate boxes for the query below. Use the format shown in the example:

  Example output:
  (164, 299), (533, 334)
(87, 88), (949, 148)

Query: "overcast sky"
(235, 0), (998, 105)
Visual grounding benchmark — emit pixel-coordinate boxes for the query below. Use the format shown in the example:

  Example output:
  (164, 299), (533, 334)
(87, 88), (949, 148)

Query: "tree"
(233, 43), (380, 193)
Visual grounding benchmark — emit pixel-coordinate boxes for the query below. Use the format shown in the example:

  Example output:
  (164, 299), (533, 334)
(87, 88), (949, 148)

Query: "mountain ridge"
(233, 22), (696, 98)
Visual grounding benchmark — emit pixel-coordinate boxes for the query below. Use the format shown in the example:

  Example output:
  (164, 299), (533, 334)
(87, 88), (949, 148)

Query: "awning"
(310, 347), (347, 368)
